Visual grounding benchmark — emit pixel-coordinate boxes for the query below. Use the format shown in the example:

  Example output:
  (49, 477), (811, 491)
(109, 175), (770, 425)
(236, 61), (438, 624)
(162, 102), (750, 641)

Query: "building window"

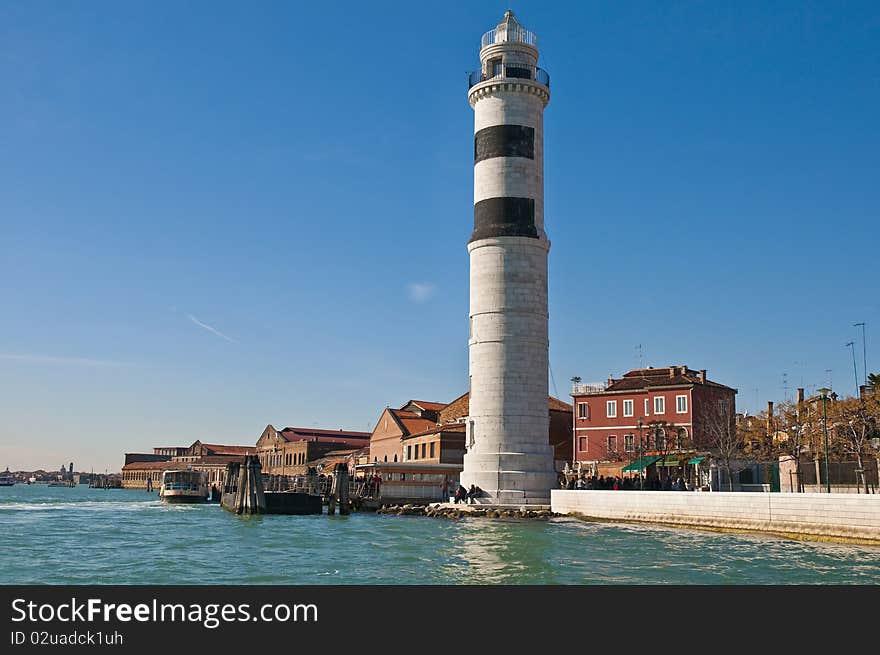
(429, 442), (435, 458)
(654, 396), (665, 415)
(577, 402), (589, 419)
(421, 443), (426, 459)
(607, 435), (617, 453)
(623, 399), (634, 417)
(578, 436), (588, 452)
(644, 398), (650, 416)
(606, 400), (617, 418)
(676, 395), (688, 414)
(677, 428), (688, 449)
(624, 434), (635, 452)
(407, 445), (412, 461)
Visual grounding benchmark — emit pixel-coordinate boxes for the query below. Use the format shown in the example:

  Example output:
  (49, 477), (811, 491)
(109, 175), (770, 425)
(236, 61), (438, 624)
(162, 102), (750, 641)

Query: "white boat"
(159, 469), (208, 503)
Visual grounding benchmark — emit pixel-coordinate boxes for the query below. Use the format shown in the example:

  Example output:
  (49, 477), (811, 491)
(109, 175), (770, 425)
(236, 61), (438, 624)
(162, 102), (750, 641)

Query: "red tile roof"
(403, 400), (446, 411)
(604, 366), (734, 392)
(435, 392), (571, 417)
(389, 409), (438, 436)
(122, 455), (245, 471)
(200, 444), (255, 455)
(279, 427), (371, 446)
(122, 461), (187, 471)
(401, 422), (467, 440)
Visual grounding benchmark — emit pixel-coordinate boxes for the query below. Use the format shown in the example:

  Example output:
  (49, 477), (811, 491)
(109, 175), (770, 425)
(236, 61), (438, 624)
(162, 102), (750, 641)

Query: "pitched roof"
(200, 444), (255, 455)
(402, 400), (446, 411)
(401, 422), (467, 441)
(388, 409), (437, 436)
(122, 455), (246, 471)
(435, 392), (572, 418)
(605, 366), (734, 392)
(548, 397), (573, 411)
(279, 427), (371, 446)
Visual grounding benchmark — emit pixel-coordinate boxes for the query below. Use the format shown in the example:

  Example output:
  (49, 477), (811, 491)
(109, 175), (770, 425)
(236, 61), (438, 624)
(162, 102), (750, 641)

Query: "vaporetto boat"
(159, 469), (208, 503)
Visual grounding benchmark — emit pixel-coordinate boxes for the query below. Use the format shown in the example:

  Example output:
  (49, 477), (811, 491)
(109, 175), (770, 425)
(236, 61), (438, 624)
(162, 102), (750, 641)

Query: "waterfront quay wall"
(551, 490), (880, 544)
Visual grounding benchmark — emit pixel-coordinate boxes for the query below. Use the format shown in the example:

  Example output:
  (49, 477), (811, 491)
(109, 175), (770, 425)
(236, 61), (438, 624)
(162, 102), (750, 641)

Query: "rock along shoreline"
(376, 503), (560, 520)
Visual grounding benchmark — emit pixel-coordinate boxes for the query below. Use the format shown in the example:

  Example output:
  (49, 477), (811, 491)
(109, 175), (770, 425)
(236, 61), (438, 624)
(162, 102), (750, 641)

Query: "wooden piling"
(337, 463), (350, 515)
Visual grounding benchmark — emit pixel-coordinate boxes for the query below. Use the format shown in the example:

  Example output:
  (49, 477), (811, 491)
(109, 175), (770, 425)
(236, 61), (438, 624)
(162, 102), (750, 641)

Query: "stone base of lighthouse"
(461, 236), (556, 506)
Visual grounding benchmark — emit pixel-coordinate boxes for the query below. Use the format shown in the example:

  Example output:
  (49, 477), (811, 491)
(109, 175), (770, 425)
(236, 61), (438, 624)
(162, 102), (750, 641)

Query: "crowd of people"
(559, 473), (691, 491)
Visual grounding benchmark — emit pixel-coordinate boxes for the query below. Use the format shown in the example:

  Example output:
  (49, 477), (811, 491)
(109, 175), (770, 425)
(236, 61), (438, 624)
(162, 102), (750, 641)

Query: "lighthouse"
(462, 11), (555, 505)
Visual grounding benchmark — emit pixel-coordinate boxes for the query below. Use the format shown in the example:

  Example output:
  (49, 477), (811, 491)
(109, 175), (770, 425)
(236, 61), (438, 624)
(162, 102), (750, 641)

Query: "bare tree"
(703, 396), (744, 491)
(773, 400), (811, 492)
(829, 393), (880, 493)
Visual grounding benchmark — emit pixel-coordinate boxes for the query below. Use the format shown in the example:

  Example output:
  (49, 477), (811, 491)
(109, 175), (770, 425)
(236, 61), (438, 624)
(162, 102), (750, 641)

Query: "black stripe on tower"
(474, 125), (535, 164)
(470, 197), (537, 242)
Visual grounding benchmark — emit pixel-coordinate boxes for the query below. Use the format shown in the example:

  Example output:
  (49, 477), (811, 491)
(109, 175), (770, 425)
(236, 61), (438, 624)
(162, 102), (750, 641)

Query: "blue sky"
(1, 1), (878, 472)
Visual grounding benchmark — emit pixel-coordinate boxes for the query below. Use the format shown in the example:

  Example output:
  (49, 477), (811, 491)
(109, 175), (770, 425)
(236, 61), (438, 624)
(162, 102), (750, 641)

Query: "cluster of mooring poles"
(221, 455), (266, 514)
(327, 462), (350, 515)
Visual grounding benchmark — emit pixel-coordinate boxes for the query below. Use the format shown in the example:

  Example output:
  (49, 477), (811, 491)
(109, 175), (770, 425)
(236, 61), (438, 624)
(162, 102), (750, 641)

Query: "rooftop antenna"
(636, 344), (643, 369)
(825, 368), (833, 392)
(782, 372), (789, 402)
(548, 361), (559, 398)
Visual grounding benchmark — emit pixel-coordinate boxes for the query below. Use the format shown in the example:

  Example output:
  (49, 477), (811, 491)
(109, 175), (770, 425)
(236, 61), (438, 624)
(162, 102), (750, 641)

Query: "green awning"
(687, 456), (705, 465)
(657, 456), (681, 467)
(621, 455), (661, 473)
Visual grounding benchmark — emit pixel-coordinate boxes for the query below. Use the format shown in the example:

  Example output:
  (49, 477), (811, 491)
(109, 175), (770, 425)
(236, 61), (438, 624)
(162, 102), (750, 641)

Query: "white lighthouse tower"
(462, 11), (555, 505)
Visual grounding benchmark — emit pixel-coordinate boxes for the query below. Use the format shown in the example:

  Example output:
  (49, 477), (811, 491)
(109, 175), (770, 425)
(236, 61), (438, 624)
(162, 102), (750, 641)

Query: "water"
(2, 485), (878, 584)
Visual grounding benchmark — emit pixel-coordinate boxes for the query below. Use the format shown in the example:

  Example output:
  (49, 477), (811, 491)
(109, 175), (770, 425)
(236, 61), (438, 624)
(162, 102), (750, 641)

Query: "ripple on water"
(3, 486), (880, 584)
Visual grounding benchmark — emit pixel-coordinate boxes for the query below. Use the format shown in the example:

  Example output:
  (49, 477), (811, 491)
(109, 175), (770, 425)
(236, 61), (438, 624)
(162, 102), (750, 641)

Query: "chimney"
(796, 388), (804, 404)
(607, 378), (614, 387)
(669, 366), (676, 378)
(699, 369), (706, 383)
(766, 401), (774, 434)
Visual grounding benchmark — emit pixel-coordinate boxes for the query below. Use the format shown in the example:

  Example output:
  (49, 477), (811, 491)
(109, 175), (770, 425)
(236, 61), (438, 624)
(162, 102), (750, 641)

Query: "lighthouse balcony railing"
(468, 66), (550, 90)
(481, 26), (538, 48)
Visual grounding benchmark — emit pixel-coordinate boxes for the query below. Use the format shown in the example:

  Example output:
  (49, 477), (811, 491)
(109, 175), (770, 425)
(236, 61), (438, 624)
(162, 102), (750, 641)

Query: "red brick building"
(256, 424), (371, 476)
(571, 365), (737, 470)
(372, 393), (573, 469)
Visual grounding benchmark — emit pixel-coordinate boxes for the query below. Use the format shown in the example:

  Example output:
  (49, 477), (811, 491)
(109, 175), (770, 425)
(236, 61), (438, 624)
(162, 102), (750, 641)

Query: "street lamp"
(818, 388), (831, 494)
(637, 418), (644, 491)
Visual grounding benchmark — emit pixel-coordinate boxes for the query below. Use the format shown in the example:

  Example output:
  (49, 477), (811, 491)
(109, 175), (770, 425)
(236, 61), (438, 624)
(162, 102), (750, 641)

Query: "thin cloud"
(0, 353), (123, 367)
(407, 283), (436, 303)
(186, 314), (237, 343)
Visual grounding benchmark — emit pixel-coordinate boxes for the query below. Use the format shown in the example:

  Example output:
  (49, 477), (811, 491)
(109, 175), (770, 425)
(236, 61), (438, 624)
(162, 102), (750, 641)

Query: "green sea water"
(2, 485), (878, 584)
